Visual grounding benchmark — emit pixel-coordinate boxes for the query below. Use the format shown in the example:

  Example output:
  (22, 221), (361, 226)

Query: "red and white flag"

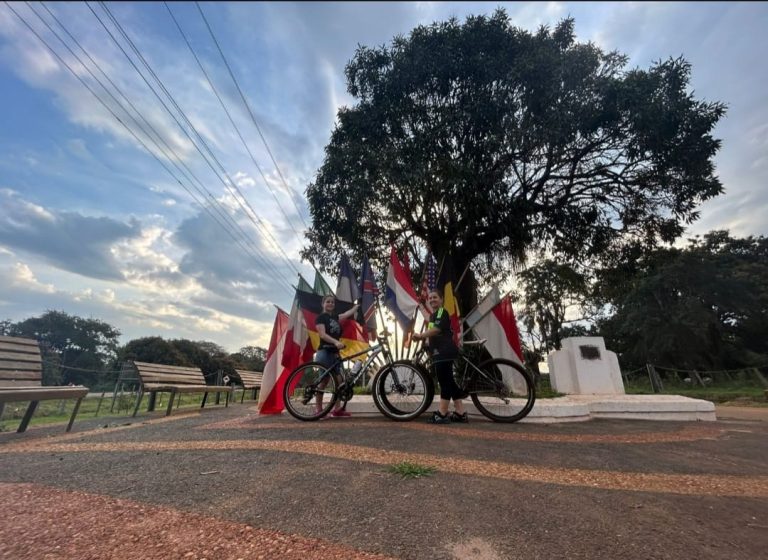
(470, 295), (524, 366)
(258, 307), (291, 414)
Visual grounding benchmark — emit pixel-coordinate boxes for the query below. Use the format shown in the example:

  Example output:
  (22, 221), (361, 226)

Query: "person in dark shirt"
(315, 294), (359, 417)
(412, 290), (467, 424)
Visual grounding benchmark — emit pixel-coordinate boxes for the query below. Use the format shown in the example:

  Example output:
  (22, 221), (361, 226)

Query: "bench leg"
(201, 392), (208, 408)
(166, 390), (177, 416)
(132, 389), (145, 417)
(66, 397), (84, 432)
(0, 402), (5, 420)
(148, 392), (157, 412)
(241, 388), (246, 404)
(18, 401), (40, 433)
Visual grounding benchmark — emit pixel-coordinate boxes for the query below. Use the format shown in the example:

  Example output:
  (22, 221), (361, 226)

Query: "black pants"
(433, 357), (463, 401)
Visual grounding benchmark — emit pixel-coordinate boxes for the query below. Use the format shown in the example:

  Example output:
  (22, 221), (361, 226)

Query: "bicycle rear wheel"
(470, 358), (535, 423)
(283, 362), (338, 421)
(373, 360), (434, 421)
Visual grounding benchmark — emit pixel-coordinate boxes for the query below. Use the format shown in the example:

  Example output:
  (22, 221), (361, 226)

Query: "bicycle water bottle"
(350, 361), (363, 375)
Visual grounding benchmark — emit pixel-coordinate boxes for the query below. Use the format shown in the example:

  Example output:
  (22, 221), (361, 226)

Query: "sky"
(0, 2), (766, 353)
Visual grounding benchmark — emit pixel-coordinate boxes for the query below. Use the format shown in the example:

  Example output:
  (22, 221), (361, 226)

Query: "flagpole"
(403, 250), (430, 360)
(462, 289), (515, 340)
(375, 297), (392, 356)
(461, 287), (511, 327)
(454, 261), (472, 293)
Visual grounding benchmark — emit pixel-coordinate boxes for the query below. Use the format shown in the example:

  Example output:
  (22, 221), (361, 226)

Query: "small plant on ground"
(387, 461), (436, 479)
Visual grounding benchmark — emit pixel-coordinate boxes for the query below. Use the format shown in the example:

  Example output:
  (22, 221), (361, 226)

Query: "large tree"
(304, 11), (725, 310)
(7, 310), (121, 385)
(596, 231), (768, 370)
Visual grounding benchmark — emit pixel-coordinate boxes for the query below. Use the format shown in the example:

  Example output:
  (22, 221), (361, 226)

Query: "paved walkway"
(1, 404), (767, 559)
(715, 405), (768, 422)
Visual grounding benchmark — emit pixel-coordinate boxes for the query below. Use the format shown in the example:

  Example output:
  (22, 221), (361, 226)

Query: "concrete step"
(340, 394), (716, 422)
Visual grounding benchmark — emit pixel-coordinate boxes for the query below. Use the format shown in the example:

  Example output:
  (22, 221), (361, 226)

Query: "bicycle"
(282, 331), (433, 422)
(376, 339), (536, 423)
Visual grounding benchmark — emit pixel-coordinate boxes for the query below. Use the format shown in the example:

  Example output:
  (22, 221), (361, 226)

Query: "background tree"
(120, 337), (237, 381)
(303, 10), (725, 311)
(518, 260), (590, 356)
(596, 231), (768, 370)
(229, 345), (268, 371)
(6, 310), (121, 385)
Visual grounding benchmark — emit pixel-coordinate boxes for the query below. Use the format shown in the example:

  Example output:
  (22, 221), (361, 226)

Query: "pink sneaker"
(330, 408), (352, 418)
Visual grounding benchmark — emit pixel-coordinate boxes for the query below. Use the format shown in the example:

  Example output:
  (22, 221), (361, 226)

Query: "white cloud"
(10, 262), (55, 293)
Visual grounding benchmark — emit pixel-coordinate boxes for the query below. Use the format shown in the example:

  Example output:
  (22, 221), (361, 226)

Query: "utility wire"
(7, 2), (294, 296)
(91, 1), (291, 267)
(195, 1), (309, 229)
(32, 1), (281, 284)
(32, 2), (293, 292)
(41, 359), (123, 374)
(93, 1), (301, 278)
(165, 1), (306, 246)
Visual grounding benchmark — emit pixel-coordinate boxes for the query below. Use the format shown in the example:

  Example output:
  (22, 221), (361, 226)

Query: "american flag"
(420, 252), (437, 302)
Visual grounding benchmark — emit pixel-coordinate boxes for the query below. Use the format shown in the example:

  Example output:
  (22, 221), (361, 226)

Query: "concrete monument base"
(340, 394), (717, 423)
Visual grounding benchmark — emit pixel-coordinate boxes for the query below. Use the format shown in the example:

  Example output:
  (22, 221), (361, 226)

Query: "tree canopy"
(3, 310), (121, 385)
(596, 231), (768, 370)
(304, 11), (725, 310)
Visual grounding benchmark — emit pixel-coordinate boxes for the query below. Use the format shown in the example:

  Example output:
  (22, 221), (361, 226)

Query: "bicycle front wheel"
(283, 362), (338, 421)
(470, 358), (536, 423)
(373, 360), (434, 421)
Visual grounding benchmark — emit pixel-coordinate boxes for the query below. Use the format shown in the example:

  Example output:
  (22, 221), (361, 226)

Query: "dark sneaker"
(450, 411), (469, 423)
(427, 411), (451, 424)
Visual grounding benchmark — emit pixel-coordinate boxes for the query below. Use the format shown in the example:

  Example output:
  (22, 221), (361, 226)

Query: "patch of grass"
(0, 390), (237, 431)
(387, 461), (436, 479)
(535, 376), (565, 398)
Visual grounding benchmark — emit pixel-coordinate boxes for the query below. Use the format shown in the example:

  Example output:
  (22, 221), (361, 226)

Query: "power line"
(32, 2), (294, 292)
(195, 1), (309, 230)
(32, 2), (276, 281)
(7, 1), (294, 297)
(165, 1), (306, 246)
(87, 1), (301, 283)
(91, 2), (301, 279)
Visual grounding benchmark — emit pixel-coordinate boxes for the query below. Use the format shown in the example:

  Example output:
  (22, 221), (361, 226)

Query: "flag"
(279, 276), (315, 374)
(280, 282), (313, 373)
(436, 254), (461, 346)
(470, 294), (526, 393)
(463, 286), (501, 331)
(296, 275), (368, 359)
(470, 295), (524, 366)
(313, 271), (334, 297)
(359, 255), (379, 340)
(419, 252), (437, 303)
(258, 307), (290, 414)
(402, 248), (411, 279)
(336, 254), (360, 304)
(384, 245), (421, 331)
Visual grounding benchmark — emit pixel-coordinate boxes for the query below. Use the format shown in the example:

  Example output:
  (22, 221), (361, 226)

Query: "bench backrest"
(0, 336), (42, 388)
(132, 361), (206, 386)
(234, 370), (263, 386)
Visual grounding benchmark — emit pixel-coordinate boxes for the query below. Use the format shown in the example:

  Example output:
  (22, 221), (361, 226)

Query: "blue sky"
(0, 2), (766, 352)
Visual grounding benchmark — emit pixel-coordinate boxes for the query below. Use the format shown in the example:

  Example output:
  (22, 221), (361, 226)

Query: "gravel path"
(1, 406), (767, 559)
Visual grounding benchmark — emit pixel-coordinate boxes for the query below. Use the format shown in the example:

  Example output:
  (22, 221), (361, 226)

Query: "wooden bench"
(232, 370), (263, 403)
(0, 336), (88, 433)
(130, 361), (233, 417)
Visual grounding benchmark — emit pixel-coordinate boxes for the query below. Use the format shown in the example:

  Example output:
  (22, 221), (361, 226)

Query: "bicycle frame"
(320, 336), (395, 387)
(409, 342), (497, 395)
